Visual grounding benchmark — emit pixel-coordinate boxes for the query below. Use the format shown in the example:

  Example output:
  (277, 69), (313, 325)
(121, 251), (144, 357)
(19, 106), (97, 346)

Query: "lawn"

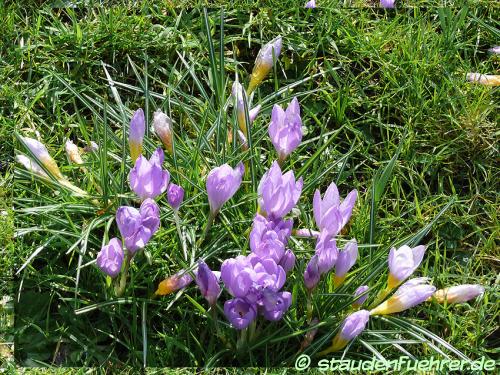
(2, 0), (499, 370)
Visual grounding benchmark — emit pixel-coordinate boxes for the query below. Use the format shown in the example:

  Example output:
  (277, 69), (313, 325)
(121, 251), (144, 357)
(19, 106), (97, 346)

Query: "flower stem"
(306, 291), (313, 323)
(197, 211), (216, 247)
(174, 210), (187, 261)
(370, 286), (392, 308)
(236, 328), (248, 351)
(115, 252), (130, 297)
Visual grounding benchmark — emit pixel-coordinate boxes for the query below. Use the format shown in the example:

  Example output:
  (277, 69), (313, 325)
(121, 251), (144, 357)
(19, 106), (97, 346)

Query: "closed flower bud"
(315, 232), (338, 275)
(153, 110), (173, 153)
(304, 254), (321, 291)
(370, 278), (436, 316)
(167, 183), (184, 211)
(387, 245), (426, 289)
(129, 108), (145, 162)
(129, 148), (170, 200)
(65, 139), (84, 165)
(155, 270), (193, 296)
(352, 285), (369, 308)
(232, 82), (261, 134)
(268, 98), (303, 161)
(247, 37), (282, 94)
(466, 73), (500, 86)
(195, 261), (221, 306)
(334, 239), (358, 287)
(279, 249), (296, 273)
(16, 155), (49, 179)
(96, 238), (124, 278)
(488, 46), (500, 55)
(206, 162), (244, 214)
(431, 284), (485, 305)
(21, 137), (64, 180)
(319, 310), (370, 355)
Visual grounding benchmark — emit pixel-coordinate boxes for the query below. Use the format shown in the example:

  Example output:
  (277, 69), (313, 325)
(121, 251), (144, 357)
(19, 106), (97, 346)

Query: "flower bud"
(96, 238), (124, 278)
(387, 245), (426, 289)
(319, 310), (370, 355)
(232, 81), (261, 134)
(65, 139), (84, 165)
(334, 239), (358, 287)
(370, 278), (436, 316)
(305, 0), (316, 8)
(155, 270), (193, 296)
(167, 183), (184, 211)
(195, 261), (221, 306)
(21, 137), (64, 180)
(380, 0), (395, 8)
(129, 108), (145, 162)
(304, 255), (321, 291)
(16, 155), (48, 179)
(431, 284), (484, 305)
(466, 73), (500, 86)
(206, 162), (244, 214)
(352, 285), (369, 308)
(247, 37), (282, 94)
(153, 110), (173, 153)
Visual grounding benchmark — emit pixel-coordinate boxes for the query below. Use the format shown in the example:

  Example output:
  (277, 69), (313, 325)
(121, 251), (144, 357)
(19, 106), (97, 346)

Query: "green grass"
(3, 0), (499, 369)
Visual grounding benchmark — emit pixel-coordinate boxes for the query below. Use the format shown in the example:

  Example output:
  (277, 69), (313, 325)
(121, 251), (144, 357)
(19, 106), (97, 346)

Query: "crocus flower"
(380, 0), (395, 8)
(167, 183), (184, 211)
(196, 261), (221, 306)
(258, 161), (303, 220)
(21, 137), (64, 180)
(352, 285), (369, 308)
(155, 270), (193, 296)
(247, 36), (282, 94)
(313, 182), (357, 235)
(232, 81), (262, 134)
(268, 97), (303, 161)
(206, 162), (244, 214)
(16, 155), (49, 179)
(129, 108), (145, 162)
(305, 0), (316, 8)
(466, 73), (500, 86)
(431, 284), (485, 305)
(304, 255), (321, 291)
(387, 245), (426, 289)
(224, 298), (257, 329)
(315, 232), (338, 275)
(334, 240), (358, 287)
(116, 199), (160, 254)
(370, 278), (436, 315)
(83, 141), (99, 153)
(96, 238), (124, 278)
(319, 310), (370, 355)
(153, 110), (173, 153)
(129, 147), (170, 200)
(279, 249), (296, 273)
(250, 214), (293, 263)
(65, 140), (84, 165)
(261, 291), (292, 321)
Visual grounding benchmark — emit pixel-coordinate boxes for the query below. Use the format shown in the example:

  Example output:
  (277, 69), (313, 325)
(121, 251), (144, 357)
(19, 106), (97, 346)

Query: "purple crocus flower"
(304, 254), (321, 291)
(167, 183), (184, 211)
(96, 237), (124, 278)
(370, 278), (436, 315)
(488, 46), (500, 55)
(380, 0), (395, 8)
(334, 239), (358, 286)
(319, 310), (370, 354)
(261, 291), (292, 321)
(129, 147), (170, 200)
(248, 37), (282, 94)
(206, 162), (244, 214)
(258, 161), (303, 220)
(315, 231), (338, 275)
(129, 108), (145, 162)
(313, 182), (357, 235)
(196, 261), (221, 306)
(279, 249), (296, 273)
(432, 284), (485, 305)
(268, 97), (303, 161)
(116, 198), (160, 254)
(305, 0), (316, 8)
(249, 214), (293, 263)
(224, 298), (257, 329)
(387, 245), (426, 289)
(352, 285), (369, 308)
